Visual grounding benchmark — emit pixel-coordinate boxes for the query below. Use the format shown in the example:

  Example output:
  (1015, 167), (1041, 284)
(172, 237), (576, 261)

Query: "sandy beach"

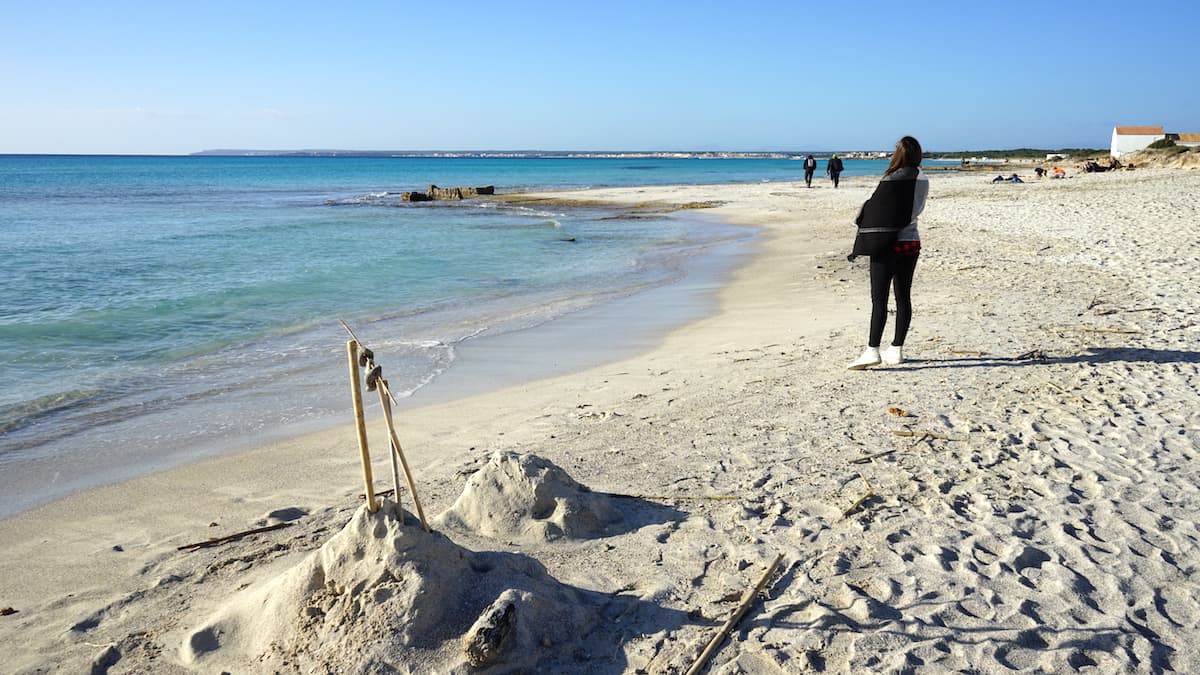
(2, 166), (1199, 673)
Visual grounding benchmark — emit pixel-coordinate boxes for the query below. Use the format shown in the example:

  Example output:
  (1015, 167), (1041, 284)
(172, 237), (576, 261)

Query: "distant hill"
(930, 148), (1106, 159)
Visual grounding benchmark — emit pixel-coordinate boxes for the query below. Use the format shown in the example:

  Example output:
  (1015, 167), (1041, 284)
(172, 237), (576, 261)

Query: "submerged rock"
(402, 185), (495, 202)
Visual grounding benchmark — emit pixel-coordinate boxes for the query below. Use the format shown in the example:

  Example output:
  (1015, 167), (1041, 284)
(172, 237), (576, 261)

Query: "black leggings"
(869, 252), (919, 348)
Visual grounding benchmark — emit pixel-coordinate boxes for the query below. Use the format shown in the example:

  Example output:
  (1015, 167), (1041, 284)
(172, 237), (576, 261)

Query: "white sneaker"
(847, 347), (881, 370)
(881, 345), (904, 365)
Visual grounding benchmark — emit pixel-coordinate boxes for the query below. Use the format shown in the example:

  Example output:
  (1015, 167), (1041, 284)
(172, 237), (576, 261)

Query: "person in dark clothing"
(803, 154), (817, 187)
(826, 154), (844, 187)
(847, 136), (928, 370)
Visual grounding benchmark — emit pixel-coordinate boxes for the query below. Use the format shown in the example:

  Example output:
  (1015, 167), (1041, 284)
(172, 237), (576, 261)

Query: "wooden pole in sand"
(376, 382), (430, 531)
(347, 340), (378, 513)
(384, 402), (404, 510)
(374, 378), (403, 505)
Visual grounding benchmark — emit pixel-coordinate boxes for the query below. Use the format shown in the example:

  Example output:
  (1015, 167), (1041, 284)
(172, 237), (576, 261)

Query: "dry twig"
(851, 449), (897, 465)
(177, 522), (293, 552)
(684, 553), (784, 675)
(892, 430), (963, 441)
(842, 473), (876, 518)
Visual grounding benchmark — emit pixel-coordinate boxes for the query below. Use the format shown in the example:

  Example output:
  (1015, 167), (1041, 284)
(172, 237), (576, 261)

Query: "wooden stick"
(842, 491), (875, 518)
(177, 522), (292, 551)
(892, 430), (962, 441)
(684, 553), (784, 675)
(376, 385), (404, 506)
(850, 449), (897, 464)
(360, 488), (396, 500)
(347, 340), (378, 513)
(842, 472), (877, 519)
(377, 379), (430, 531)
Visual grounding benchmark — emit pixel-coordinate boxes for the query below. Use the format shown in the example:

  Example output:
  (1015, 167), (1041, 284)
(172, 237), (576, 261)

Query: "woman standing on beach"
(847, 136), (928, 370)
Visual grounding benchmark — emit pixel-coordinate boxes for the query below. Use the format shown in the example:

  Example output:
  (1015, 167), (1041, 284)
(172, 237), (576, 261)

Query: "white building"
(1111, 125), (1166, 158)
(1170, 133), (1200, 148)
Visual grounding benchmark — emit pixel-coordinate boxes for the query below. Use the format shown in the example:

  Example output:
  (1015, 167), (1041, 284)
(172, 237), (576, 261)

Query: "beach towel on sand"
(849, 167), (920, 259)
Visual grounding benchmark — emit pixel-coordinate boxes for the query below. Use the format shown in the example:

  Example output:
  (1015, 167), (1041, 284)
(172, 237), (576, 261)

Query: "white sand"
(1, 167), (1198, 673)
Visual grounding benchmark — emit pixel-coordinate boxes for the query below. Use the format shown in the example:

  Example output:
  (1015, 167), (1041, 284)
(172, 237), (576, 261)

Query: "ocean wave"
(499, 204), (566, 219)
(390, 344), (456, 399)
(340, 336), (458, 399)
(0, 388), (115, 436)
(323, 191), (406, 206)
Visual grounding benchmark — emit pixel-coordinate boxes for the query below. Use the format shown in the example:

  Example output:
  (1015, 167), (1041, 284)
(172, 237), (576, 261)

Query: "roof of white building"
(1114, 126), (1165, 135)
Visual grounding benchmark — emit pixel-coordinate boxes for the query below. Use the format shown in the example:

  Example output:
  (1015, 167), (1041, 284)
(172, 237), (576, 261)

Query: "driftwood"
(684, 553), (784, 675)
(842, 473), (875, 519)
(347, 340), (378, 513)
(850, 449), (897, 465)
(892, 429), (963, 442)
(360, 488), (396, 500)
(377, 382), (430, 531)
(177, 522), (293, 551)
(340, 320), (428, 530)
(1013, 349), (1048, 361)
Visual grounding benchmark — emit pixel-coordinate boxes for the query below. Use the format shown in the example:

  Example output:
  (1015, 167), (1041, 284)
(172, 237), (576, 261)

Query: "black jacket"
(849, 167), (921, 259)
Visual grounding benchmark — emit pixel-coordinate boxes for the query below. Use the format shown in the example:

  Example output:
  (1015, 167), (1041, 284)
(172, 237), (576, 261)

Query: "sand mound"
(180, 501), (601, 672)
(1125, 148), (1200, 169)
(435, 451), (625, 541)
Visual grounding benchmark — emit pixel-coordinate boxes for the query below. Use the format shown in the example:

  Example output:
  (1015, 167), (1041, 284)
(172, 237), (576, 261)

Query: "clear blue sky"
(2, 0), (1197, 154)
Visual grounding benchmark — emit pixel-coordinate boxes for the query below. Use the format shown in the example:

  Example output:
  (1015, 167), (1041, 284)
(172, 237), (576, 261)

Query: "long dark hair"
(885, 136), (923, 176)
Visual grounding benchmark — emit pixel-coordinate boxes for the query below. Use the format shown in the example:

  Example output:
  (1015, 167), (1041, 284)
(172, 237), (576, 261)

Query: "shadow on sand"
(898, 346), (1200, 371)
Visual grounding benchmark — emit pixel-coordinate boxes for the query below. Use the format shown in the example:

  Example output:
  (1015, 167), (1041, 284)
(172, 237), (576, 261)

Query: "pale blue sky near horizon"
(2, 0), (1197, 155)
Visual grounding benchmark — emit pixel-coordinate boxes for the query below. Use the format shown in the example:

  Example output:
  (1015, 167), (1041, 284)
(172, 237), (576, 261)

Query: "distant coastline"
(191, 147), (1106, 160)
(190, 149), (836, 159)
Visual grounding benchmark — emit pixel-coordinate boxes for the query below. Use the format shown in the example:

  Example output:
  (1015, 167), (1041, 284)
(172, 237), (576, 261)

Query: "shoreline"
(3, 168), (1199, 672)
(0, 200), (750, 519)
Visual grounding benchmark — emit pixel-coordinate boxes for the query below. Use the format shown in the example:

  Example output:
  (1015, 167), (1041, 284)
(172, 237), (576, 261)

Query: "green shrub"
(1147, 138), (1176, 149)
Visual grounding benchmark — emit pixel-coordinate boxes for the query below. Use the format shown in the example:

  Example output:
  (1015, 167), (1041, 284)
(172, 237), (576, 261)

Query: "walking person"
(826, 153), (844, 188)
(803, 154), (817, 187)
(846, 136), (928, 370)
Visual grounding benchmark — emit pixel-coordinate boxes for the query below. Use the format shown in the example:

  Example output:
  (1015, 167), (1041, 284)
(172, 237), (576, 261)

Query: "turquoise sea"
(0, 155), (891, 515)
